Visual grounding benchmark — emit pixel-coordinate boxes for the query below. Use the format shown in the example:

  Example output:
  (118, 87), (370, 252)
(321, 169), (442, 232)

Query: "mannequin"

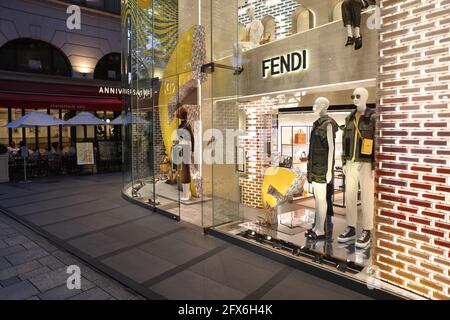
(233, 6), (264, 67)
(338, 88), (375, 249)
(305, 98), (339, 240)
(342, 0), (376, 50)
(176, 105), (194, 201)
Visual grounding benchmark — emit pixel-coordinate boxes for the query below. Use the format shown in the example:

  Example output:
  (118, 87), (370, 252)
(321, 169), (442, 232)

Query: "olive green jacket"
(307, 115), (339, 184)
(342, 108), (376, 166)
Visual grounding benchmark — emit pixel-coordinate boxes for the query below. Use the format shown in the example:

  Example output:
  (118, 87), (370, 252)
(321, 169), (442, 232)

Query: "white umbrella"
(110, 112), (148, 125)
(3, 111), (67, 128)
(67, 112), (106, 126)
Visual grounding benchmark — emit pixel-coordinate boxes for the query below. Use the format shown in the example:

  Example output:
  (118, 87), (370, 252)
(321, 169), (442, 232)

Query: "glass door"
(202, 0), (243, 229)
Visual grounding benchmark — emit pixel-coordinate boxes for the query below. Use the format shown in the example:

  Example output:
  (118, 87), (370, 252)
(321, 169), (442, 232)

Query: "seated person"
(7, 141), (19, 155)
(342, 0), (376, 50)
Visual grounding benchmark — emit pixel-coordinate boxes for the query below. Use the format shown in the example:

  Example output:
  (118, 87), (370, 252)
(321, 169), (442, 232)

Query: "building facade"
(0, 0), (122, 150)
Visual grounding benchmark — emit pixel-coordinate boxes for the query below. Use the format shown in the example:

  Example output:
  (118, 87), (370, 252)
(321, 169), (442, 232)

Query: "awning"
(0, 80), (123, 112)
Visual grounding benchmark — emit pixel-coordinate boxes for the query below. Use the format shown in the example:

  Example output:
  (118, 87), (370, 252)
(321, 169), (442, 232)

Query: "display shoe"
(356, 230), (371, 249)
(306, 230), (326, 241)
(337, 226), (356, 243)
(354, 36), (363, 50)
(345, 37), (355, 47)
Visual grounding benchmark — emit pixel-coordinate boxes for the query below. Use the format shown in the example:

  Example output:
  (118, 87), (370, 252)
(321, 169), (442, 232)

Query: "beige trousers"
(312, 182), (328, 234)
(345, 160), (374, 230)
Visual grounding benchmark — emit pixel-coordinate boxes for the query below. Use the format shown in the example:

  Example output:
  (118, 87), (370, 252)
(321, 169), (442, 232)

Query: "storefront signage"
(262, 50), (307, 78)
(98, 87), (151, 98)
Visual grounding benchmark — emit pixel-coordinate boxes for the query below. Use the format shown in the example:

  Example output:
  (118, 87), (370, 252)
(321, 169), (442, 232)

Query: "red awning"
(0, 80), (123, 111)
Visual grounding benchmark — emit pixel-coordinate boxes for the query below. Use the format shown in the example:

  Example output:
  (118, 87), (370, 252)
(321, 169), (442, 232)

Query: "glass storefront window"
(0, 108), (8, 146)
(122, 0), (450, 300)
(11, 108), (23, 146)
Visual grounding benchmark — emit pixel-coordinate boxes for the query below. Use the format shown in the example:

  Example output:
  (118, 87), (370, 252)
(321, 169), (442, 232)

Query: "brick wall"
(239, 98), (274, 208)
(238, 0), (302, 38)
(376, 0), (450, 300)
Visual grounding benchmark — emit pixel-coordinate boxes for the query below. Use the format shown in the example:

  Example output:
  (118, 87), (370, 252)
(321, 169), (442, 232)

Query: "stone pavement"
(0, 173), (372, 300)
(0, 207), (143, 300)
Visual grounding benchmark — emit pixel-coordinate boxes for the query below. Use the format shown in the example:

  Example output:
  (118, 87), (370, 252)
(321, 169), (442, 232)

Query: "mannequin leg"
(360, 163), (374, 230)
(354, 27), (361, 38)
(312, 182), (327, 236)
(345, 161), (359, 228)
(346, 25), (353, 38)
(181, 183), (191, 201)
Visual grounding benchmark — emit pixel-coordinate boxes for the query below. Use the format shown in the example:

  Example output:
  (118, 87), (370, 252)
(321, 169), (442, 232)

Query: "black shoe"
(345, 37), (355, 47)
(337, 226), (356, 243)
(356, 230), (371, 249)
(306, 230), (326, 241)
(354, 36), (363, 50)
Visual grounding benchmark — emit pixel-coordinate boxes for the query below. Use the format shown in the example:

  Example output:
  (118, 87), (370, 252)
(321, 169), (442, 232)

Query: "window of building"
(292, 6), (314, 34)
(0, 39), (72, 77)
(0, 109), (8, 147)
(94, 53), (121, 81)
(332, 0), (344, 22)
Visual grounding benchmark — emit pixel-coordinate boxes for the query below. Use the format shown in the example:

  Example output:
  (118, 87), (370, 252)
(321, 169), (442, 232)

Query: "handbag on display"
(299, 151), (308, 163)
(294, 130), (307, 145)
(279, 156), (293, 169)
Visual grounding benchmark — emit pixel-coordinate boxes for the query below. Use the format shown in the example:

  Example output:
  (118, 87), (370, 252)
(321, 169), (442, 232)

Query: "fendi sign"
(262, 50), (308, 78)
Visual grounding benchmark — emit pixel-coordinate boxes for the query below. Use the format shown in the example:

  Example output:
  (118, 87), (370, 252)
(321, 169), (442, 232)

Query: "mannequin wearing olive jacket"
(338, 88), (375, 249)
(306, 98), (339, 241)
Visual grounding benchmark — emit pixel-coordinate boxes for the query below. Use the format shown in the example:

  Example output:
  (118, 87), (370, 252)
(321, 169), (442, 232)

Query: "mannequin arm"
(326, 124), (334, 183)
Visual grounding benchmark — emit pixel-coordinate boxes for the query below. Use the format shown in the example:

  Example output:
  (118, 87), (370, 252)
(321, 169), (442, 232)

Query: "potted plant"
(0, 144), (9, 182)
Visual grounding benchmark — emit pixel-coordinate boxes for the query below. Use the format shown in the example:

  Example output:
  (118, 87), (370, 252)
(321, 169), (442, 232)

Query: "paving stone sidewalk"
(0, 212), (144, 300)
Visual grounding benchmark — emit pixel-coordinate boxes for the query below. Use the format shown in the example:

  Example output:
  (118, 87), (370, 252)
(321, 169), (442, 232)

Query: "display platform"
(124, 179), (211, 206)
(218, 205), (371, 269)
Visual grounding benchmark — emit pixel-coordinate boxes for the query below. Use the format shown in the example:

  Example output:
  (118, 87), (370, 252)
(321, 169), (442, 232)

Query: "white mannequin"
(311, 97), (334, 238)
(339, 87), (374, 248)
(244, 6), (264, 47)
(353, 87), (369, 113)
(233, 6), (264, 67)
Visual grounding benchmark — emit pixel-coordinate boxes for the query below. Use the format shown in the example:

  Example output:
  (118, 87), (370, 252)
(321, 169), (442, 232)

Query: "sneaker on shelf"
(337, 226), (356, 243)
(356, 230), (371, 249)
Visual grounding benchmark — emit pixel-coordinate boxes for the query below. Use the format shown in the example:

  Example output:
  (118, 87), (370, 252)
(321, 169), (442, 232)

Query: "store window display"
(338, 88), (375, 249)
(234, 6), (264, 66)
(175, 105), (195, 201)
(305, 98), (339, 240)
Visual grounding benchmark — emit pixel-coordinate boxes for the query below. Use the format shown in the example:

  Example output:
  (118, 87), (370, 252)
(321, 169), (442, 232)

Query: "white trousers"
(345, 160), (374, 230)
(312, 182), (327, 234)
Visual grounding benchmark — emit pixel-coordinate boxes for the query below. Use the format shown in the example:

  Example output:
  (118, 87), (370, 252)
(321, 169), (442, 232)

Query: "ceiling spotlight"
(267, 236), (272, 241)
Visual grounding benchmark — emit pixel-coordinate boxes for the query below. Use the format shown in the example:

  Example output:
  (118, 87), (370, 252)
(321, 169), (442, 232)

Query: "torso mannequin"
(306, 98), (339, 240)
(236, 6), (264, 52)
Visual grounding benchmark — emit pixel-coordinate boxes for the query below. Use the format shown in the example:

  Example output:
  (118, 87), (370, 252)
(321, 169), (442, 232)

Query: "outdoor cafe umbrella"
(3, 111), (67, 128)
(2, 111), (66, 183)
(67, 111), (106, 126)
(110, 112), (148, 125)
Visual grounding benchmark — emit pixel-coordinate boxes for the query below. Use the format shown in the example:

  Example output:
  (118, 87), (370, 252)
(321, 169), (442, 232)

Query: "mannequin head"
(313, 97), (330, 117)
(352, 88), (369, 113)
(246, 6), (255, 20)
